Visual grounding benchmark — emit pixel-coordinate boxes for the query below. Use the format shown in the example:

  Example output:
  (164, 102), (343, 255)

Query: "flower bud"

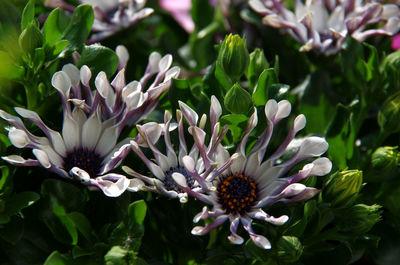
(340, 204), (382, 234)
(18, 22), (43, 55)
(277, 236), (303, 263)
(378, 91), (400, 133)
(224, 83), (253, 114)
(248, 48), (269, 89)
(217, 34), (250, 82)
(371, 146), (400, 171)
(322, 170), (363, 208)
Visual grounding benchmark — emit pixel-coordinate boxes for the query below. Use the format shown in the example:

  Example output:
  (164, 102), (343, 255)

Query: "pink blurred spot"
(391, 34), (400, 50)
(159, 0), (195, 33)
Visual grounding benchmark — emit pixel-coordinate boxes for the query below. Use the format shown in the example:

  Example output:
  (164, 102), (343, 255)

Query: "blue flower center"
(217, 173), (258, 215)
(164, 166), (194, 192)
(63, 148), (103, 178)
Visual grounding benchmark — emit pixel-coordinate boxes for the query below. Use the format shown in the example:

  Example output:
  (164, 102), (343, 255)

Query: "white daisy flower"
(172, 99), (332, 248)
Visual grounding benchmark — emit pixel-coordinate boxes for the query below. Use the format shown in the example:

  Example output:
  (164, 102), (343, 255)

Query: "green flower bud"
(371, 146), (400, 171)
(248, 48), (269, 90)
(217, 34), (250, 82)
(277, 236), (303, 263)
(378, 91), (400, 133)
(224, 83), (253, 114)
(340, 204), (382, 234)
(322, 170), (363, 208)
(18, 22), (43, 55)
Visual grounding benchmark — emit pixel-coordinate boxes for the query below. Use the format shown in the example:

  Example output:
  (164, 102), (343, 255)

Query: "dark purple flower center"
(217, 173), (258, 216)
(164, 166), (194, 192)
(63, 148), (104, 177)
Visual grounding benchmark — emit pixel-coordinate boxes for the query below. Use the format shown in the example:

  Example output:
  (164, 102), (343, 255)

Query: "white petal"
(80, 65), (92, 87)
(265, 99), (278, 121)
(294, 114), (306, 132)
(8, 127), (30, 148)
(97, 174), (130, 197)
(116, 45), (129, 68)
(62, 113), (80, 150)
(172, 172), (188, 188)
(32, 149), (51, 168)
(309, 157), (332, 176)
(298, 136), (329, 157)
(127, 178), (145, 192)
(244, 152), (260, 177)
(95, 124), (119, 156)
(148, 52), (161, 73)
(230, 154), (246, 174)
(62, 64), (80, 88)
(275, 100), (291, 121)
(81, 110), (102, 150)
(164, 66), (180, 81)
(158, 54), (173, 72)
(52, 71), (71, 96)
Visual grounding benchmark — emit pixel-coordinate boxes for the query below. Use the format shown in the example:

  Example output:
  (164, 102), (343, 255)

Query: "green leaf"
(247, 48), (269, 91)
(325, 104), (354, 168)
(61, 5), (94, 51)
(18, 22), (43, 54)
(43, 8), (70, 46)
(21, 0), (35, 31)
(77, 44), (119, 79)
(224, 83), (253, 114)
(6, 191), (40, 216)
(0, 166), (11, 193)
(297, 73), (336, 135)
(41, 179), (86, 212)
(44, 251), (72, 265)
(220, 114), (248, 143)
(104, 246), (133, 265)
(252, 68), (277, 106)
(68, 211), (97, 243)
(128, 200), (147, 226)
(52, 203), (78, 245)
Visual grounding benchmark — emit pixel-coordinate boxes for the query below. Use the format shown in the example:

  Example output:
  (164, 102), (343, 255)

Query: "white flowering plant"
(0, 0), (398, 264)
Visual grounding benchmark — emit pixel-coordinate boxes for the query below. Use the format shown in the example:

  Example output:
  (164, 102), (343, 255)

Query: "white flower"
(174, 99), (332, 248)
(249, 0), (400, 55)
(0, 47), (179, 197)
(45, 0), (154, 43)
(123, 96), (236, 203)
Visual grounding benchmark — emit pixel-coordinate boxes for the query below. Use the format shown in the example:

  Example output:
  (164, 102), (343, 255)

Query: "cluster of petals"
(172, 99), (332, 248)
(249, 0), (400, 55)
(0, 45), (179, 197)
(45, 0), (154, 43)
(123, 96), (235, 203)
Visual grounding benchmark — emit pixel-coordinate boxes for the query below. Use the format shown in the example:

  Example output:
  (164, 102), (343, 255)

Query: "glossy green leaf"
(21, 0), (35, 30)
(6, 191), (40, 216)
(61, 5), (94, 51)
(43, 8), (70, 46)
(53, 203), (78, 245)
(44, 251), (72, 265)
(77, 44), (119, 79)
(252, 68), (277, 106)
(18, 22), (43, 54)
(128, 200), (147, 226)
(224, 83), (253, 114)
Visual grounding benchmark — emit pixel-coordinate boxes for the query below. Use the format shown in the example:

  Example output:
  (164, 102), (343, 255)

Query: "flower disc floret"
(63, 148), (104, 178)
(164, 166), (195, 192)
(217, 173), (258, 215)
